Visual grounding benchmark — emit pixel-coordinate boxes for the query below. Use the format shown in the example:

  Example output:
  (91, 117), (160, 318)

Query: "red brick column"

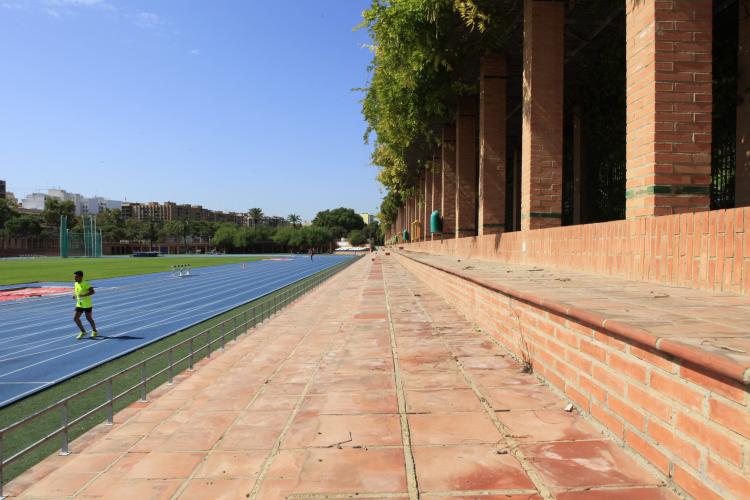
(441, 124), (457, 237)
(414, 185), (421, 241)
(432, 150), (443, 239)
(625, 0), (712, 218)
(424, 168), (432, 238)
(737, 2), (750, 207)
(479, 54), (507, 235)
(521, 0), (564, 230)
(455, 96), (478, 237)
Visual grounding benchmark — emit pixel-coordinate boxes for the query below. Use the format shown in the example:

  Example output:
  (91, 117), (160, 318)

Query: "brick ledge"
(396, 250), (750, 385)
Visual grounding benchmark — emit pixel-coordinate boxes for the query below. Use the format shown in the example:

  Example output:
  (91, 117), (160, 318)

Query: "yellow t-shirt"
(74, 281), (93, 308)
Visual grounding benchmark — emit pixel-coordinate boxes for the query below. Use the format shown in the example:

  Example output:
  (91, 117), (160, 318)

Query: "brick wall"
(405, 207), (750, 296)
(397, 253), (750, 500)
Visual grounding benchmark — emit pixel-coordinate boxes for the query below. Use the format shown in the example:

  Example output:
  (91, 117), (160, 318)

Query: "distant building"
(360, 213), (373, 225)
(120, 200), (251, 226)
(20, 188), (122, 215)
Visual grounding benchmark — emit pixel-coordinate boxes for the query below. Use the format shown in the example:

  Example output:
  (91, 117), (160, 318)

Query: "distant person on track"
(73, 270), (98, 339)
(309, 248), (314, 261)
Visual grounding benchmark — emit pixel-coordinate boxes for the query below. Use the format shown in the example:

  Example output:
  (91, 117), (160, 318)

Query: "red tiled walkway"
(8, 256), (677, 499)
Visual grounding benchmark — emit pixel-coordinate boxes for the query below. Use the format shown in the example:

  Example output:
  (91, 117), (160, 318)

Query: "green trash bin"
(402, 229), (410, 242)
(430, 210), (443, 234)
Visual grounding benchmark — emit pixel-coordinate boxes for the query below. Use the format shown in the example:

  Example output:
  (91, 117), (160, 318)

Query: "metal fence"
(0, 256), (358, 496)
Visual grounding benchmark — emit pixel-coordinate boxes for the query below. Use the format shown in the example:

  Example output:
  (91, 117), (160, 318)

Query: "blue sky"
(0, 0), (382, 220)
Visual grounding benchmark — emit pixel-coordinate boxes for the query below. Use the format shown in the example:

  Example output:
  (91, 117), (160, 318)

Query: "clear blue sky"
(0, 0), (383, 220)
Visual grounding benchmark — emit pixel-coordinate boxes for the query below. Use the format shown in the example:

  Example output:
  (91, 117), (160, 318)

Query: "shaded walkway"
(8, 256), (676, 499)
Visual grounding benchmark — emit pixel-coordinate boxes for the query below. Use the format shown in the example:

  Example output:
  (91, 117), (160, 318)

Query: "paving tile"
(405, 388), (485, 413)
(288, 448), (408, 494)
(408, 413), (503, 445)
(55, 453), (120, 474)
(522, 440), (661, 491)
(412, 445), (535, 492)
(556, 487), (679, 499)
(483, 386), (562, 411)
(17, 471), (96, 497)
(193, 450), (268, 479)
(497, 409), (602, 442)
(421, 496), (540, 500)
(176, 478), (255, 499)
(125, 451), (203, 479)
(282, 413), (402, 448)
(300, 391), (398, 414)
(79, 478), (181, 499)
(400, 370), (470, 390)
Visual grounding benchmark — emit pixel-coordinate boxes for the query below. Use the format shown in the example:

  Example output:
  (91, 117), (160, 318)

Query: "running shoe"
(90, 330), (98, 339)
(76, 331), (86, 340)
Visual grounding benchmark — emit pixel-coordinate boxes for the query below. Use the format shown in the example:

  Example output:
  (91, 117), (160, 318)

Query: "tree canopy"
(360, 0), (520, 226)
(312, 207), (365, 238)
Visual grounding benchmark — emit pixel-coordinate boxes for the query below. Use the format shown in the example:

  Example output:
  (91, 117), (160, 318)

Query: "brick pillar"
(455, 96), (478, 238)
(521, 0), (564, 230)
(441, 124), (457, 237)
(478, 53), (507, 235)
(424, 169), (432, 237)
(414, 187), (421, 241)
(432, 150), (443, 239)
(625, 0), (712, 218)
(737, 1), (750, 207)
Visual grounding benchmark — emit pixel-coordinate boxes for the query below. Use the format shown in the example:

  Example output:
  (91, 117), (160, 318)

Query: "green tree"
(348, 229), (367, 246)
(141, 218), (161, 250)
(0, 198), (17, 230)
(4, 215), (43, 237)
(312, 208), (365, 238)
(43, 198), (76, 228)
(233, 227), (254, 251)
(287, 213), (301, 228)
(213, 224), (237, 252)
(247, 208), (264, 231)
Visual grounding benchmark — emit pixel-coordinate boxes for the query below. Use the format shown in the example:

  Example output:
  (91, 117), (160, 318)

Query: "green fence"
(60, 215), (102, 258)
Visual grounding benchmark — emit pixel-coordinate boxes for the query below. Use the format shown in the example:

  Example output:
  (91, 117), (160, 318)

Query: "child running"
(73, 270), (98, 339)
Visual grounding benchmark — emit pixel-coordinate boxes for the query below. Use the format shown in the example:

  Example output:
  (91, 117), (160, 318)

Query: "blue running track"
(0, 254), (352, 407)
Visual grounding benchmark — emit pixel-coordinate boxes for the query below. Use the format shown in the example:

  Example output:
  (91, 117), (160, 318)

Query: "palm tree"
(287, 213), (301, 228)
(248, 208), (264, 231)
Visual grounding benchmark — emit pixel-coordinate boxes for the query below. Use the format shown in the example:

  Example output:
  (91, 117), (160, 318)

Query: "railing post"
(252, 305), (257, 328)
(189, 338), (194, 371)
(168, 348), (174, 384)
(233, 315), (238, 338)
(107, 379), (114, 424)
(243, 310), (248, 333)
(221, 322), (226, 350)
(140, 363), (148, 402)
(207, 328), (212, 358)
(60, 402), (70, 455)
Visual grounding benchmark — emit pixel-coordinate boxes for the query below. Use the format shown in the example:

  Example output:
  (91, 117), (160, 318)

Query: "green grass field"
(0, 257), (357, 487)
(0, 256), (265, 285)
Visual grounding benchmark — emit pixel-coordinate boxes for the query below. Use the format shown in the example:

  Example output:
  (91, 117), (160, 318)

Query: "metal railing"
(0, 257), (358, 497)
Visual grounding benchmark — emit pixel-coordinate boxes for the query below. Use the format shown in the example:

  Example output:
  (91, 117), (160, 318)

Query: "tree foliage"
(360, 0), (521, 225)
(42, 198), (76, 228)
(312, 207), (365, 238)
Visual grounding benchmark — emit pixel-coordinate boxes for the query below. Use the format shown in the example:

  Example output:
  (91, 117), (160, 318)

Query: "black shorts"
(75, 307), (93, 313)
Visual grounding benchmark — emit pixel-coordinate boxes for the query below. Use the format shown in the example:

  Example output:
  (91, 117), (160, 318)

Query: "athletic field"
(0, 254), (352, 407)
(0, 255), (266, 285)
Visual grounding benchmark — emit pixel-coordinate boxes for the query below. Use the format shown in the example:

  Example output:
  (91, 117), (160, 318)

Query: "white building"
(360, 212), (373, 225)
(21, 189), (122, 215)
